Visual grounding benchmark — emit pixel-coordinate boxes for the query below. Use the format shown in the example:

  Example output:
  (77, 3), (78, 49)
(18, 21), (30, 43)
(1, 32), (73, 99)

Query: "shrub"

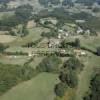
(37, 55), (62, 72)
(55, 82), (68, 97)
(0, 63), (34, 95)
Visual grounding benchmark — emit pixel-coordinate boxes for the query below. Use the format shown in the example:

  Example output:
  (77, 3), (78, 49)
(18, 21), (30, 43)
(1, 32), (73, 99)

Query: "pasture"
(0, 55), (29, 65)
(0, 73), (59, 100)
(8, 27), (50, 46)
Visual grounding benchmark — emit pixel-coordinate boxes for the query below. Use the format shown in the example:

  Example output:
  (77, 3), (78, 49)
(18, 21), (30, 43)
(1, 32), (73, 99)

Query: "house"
(74, 49), (87, 56)
(77, 27), (83, 34)
(48, 39), (60, 48)
(58, 30), (69, 39)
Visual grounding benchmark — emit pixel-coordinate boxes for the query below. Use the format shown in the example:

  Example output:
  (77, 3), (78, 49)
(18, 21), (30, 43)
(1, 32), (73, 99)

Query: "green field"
(0, 55), (29, 65)
(8, 27), (50, 46)
(0, 73), (59, 100)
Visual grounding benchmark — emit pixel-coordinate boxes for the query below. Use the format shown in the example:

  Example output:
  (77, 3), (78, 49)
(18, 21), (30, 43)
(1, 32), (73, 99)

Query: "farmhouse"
(77, 27), (83, 34)
(58, 29), (69, 39)
(74, 49), (87, 56)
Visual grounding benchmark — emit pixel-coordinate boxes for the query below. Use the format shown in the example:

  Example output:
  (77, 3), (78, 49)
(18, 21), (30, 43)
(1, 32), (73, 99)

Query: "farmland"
(0, 1), (100, 100)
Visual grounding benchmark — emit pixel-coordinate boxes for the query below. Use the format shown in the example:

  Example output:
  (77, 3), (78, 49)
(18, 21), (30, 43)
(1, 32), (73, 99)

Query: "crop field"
(0, 73), (59, 100)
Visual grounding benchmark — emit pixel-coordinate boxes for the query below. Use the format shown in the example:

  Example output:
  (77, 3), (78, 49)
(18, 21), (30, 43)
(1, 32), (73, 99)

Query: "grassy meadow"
(0, 73), (59, 100)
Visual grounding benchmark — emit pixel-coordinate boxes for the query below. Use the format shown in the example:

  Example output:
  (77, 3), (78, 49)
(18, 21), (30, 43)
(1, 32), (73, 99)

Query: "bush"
(0, 43), (8, 53)
(0, 63), (34, 95)
(55, 82), (68, 97)
(84, 73), (100, 100)
(97, 47), (100, 56)
(37, 55), (62, 72)
(63, 57), (84, 71)
(41, 29), (58, 38)
(59, 71), (78, 88)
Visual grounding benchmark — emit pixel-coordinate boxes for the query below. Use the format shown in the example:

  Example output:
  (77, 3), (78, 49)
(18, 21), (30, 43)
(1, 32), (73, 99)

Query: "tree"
(0, 43), (7, 53)
(97, 47), (100, 56)
(74, 38), (80, 48)
(59, 71), (78, 88)
(15, 4), (33, 23)
(60, 40), (68, 48)
(50, 0), (60, 5)
(84, 73), (100, 100)
(37, 55), (62, 72)
(62, 0), (74, 7)
(55, 82), (68, 97)
(38, 0), (49, 7)
(63, 57), (84, 71)
(76, 0), (96, 6)
(38, 0), (60, 6)
(21, 25), (29, 37)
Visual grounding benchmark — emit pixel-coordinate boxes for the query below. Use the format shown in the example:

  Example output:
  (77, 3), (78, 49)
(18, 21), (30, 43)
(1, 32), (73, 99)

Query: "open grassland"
(0, 35), (16, 43)
(8, 27), (49, 46)
(0, 72), (59, 100)
(0, 55), (29, 65)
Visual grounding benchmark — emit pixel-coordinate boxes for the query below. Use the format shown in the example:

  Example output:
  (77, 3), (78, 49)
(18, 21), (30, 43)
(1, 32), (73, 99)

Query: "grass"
(5, 46), (60, 53)
(0, 55), (29, 65)
(8, 27), (49, 46)
(0, 72), (59, 100)
(0, 35), (16, 43)
(81, 36), (100, 52)
(76, 52), (100, 100)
